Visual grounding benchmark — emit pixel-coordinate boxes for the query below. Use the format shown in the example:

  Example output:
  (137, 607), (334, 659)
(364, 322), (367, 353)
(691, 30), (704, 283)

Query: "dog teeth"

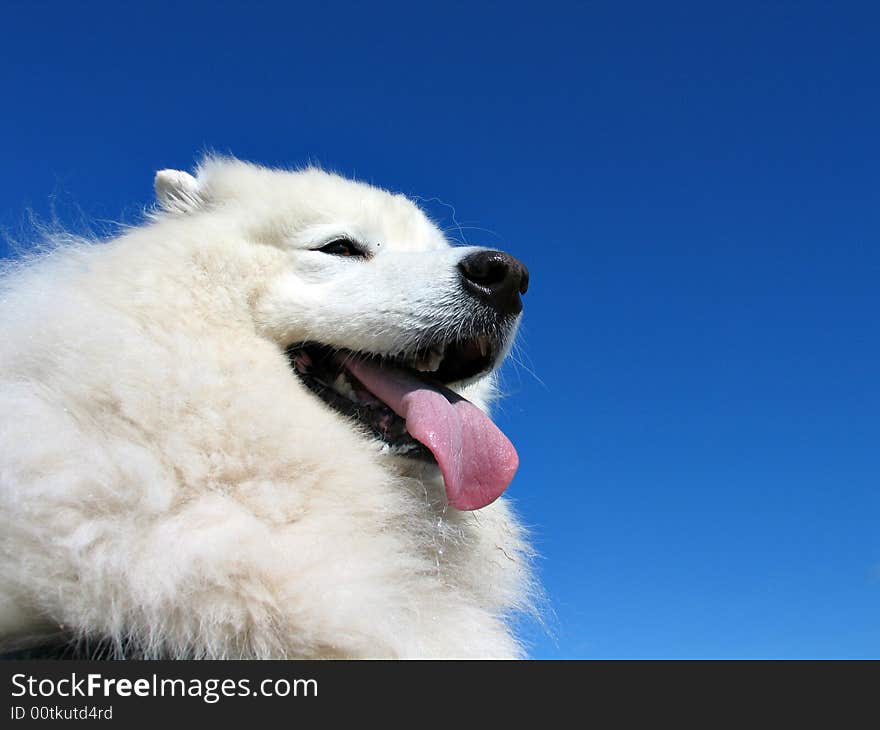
(477, 338), (489, 357)
(333, 373), (356, 400)
(414, 346), (444, 373)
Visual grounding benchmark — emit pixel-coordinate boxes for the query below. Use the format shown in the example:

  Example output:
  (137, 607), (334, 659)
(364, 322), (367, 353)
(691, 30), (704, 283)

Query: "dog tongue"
(344, 358), (518, 510)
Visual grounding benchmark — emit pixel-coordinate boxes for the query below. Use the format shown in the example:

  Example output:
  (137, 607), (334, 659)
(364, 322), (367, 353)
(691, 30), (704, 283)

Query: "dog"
(0, 157), (539, 658)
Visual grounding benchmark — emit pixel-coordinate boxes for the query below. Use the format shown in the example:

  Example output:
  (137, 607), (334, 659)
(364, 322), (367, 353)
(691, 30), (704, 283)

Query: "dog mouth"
(285, 336), (518, 510)
(285, 337), (496, 454)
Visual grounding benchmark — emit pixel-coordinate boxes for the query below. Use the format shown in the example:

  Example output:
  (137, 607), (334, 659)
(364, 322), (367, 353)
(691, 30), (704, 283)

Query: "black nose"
(457, 250), (529, 316)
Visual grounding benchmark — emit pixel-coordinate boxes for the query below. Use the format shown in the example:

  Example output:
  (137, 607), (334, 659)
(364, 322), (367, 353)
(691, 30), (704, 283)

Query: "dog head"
(154, 158), (529, 510)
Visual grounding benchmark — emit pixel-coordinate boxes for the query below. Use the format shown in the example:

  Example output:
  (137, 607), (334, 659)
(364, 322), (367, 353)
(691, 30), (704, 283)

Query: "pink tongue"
(344, 359), (518, 511)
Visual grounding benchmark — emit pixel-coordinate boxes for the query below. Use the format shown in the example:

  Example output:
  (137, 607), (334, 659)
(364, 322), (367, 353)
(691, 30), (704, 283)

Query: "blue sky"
(2, 1), (878, 658)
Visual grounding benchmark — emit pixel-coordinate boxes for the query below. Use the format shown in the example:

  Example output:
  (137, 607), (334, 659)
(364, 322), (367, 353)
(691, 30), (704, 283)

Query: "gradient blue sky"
(2, 1), (878, 658)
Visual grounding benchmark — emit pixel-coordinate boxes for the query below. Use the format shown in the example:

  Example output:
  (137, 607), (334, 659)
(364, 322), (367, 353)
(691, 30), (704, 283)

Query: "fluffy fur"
(0, 157), (538, 658)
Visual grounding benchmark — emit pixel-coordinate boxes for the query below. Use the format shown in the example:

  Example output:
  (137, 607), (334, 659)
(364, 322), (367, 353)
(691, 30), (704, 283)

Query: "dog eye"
(316, 238), (365, 258)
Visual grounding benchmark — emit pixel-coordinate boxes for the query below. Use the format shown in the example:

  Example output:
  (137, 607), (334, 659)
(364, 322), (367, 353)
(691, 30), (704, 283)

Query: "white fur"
(0, 157), (539, 658)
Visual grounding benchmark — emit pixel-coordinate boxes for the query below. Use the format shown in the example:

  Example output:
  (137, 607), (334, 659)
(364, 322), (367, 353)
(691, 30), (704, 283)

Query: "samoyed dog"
(0, 157), (538, 659)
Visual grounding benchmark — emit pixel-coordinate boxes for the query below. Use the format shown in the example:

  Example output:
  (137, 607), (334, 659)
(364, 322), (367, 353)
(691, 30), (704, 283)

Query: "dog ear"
(154, 169), (203, 214)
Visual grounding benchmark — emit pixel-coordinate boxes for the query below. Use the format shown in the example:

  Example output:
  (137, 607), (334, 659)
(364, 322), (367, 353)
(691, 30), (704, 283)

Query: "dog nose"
(457, 250), (529, 316)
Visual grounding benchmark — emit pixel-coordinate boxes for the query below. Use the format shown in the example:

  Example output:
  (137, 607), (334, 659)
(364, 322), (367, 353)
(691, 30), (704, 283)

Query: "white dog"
(0, 157), (539, 659)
